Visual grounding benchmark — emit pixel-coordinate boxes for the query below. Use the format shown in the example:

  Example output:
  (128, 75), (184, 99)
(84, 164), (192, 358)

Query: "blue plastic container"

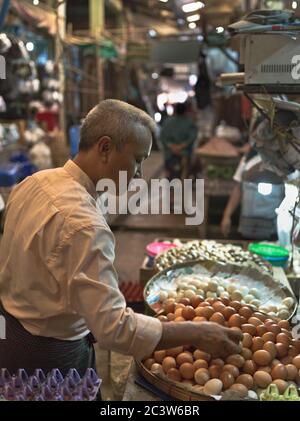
(0, 163), (21, 187)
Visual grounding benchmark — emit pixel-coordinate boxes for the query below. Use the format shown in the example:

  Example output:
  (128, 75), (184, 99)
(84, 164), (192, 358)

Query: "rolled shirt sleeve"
(62, 225), (163, 360)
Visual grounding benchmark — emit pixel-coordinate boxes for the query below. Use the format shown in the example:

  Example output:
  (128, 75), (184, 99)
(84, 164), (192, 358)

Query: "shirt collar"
(64, 160), (97, 200)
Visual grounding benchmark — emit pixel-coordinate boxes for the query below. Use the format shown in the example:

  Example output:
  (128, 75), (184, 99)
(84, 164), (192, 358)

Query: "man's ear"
(97, 136), (113, 163)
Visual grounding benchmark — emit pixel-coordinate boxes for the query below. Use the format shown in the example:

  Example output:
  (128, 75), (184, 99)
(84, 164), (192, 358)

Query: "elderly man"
(0, 100), (241, 382)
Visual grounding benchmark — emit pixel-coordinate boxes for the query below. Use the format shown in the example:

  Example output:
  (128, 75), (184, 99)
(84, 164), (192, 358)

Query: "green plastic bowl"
(249, 243), (289, 268)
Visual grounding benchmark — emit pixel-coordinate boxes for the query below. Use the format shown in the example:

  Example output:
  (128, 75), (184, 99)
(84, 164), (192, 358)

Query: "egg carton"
(0, 368), (101, 401)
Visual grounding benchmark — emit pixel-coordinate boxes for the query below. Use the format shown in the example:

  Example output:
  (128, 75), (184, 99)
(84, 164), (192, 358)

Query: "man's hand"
(156, 321), (242, 360)
(194, 322), (242, 359)
(220, 215), (231, 238)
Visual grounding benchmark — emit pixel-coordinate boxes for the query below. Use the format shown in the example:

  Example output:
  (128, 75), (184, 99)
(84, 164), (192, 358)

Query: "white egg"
(227, 285), (236, 294)
(206, 291), (217, 298)
(184, 289), (196, 299)
(240, 286), (249, 296)
(278, 309), (290, 320)
(208, 280), (218, 292)
(282, 297), (294, 309)
(248, 390), (258, 400)
(267, 312), (277, 317)
(250, 299), (261, 308)
(168, 291), (177, 299)
(176, 292), (184, 301)
(220, 291), (230, 299)
(266, 305), (278, 313)
(249, 288), (260, 299)
(231, 290), (243, 301)
(259, 306), (269, 314)
(244, 294), (255, 303)
(159, 291), (168, 302)
(178, 283), (188, 290)
(217, 286), (225, 295)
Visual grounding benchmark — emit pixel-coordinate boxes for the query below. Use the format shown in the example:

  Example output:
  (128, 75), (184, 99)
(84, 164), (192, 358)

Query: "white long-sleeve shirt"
(0, 160), (162, 360)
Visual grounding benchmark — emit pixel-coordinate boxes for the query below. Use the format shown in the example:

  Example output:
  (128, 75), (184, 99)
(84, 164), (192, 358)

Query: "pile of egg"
(158, 275), (295, 320)
(143, 297), (300, 399)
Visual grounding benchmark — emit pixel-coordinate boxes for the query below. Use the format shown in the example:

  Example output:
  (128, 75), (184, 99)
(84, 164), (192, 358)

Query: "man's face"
(106, 124), (152, 195)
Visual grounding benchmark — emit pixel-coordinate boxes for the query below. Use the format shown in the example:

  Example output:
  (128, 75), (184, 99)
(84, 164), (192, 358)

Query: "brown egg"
(226, 354), (245, 368)
(280, 356), (293, 365)
(248, 317), (264, 327)
(220, 371), (235, 389)
(253, 350), (272, 366)
(179, 362), (195, 380)
(210, 312), (225, 325)
(212, 301), (226, 313)
(194, 368), (210, 385)
(292, 339), (300, 351)
(154, 350), (166, 363)
(167, 313), (176, 321)
(243, 360), (257, 375)
(210, 358), (225, 368)
(223, 364), (240, 378)
(230, 301), (243, 312)
(252, 337), (264, 352)
(199, 301), (211, 307)
(222, 306), (237, 321)
(162, 356), (176, 373)
(265, 320), (275, 328)
(151, 363), (164, 375)
(286, 364), (298, 380)
(220, 297), (230, 306)
(193, 350), (211, 362)
(175, 316), (186, 322)
(158, 315), (169, 322)
(230, 327), (242, 334)
(167, 368), (182, 382)
(267, 324), (281, 336)
(174, 308), (183, 318)
(229, 384), (248, 397)
(263, 342), (277, 359)
(175, 303), (185, 310)
(182, 379), (195, 386)
(208, 365), (222, 379)
(281, 328), (292, 338)
(228, 314), (244, 328)
(272, 379), (288, 394)
(144, 358), (155, 370)
(182, 306), (196, 321)
(179, 297), (191, 306)
(256, 325), (268, 337)
(203, 379), (223, 396)
(276, 343), (288, 358)
(278, 320), (290, 330)
(259, 366), (272, 374)
(252, 312), (268, 322)
(242, 333), (253, 349)
(197, 306), (215, 319)
(241, 324), (257, 336)
(176, 352), (194, 366)
(166, 346), (184, 357)
(190, 295), (203, 308)
(262, 332), (276, 343)
(163, 301), (176, 314)
(288, 346), (299, 358)
(276, 333), (291, 347)
(241, 348), (252, 361)
(193, 316), (207, 323)
(254, 371), (272, 388)
(292, 356), (300, 369)
(193, 359), (209, 370)
(206, 297), (216, 305)
(271, 364), (288, 380)
(195, 307), (206, 317)
(239, 306), (253, 320)
(236, 374), (254, 390)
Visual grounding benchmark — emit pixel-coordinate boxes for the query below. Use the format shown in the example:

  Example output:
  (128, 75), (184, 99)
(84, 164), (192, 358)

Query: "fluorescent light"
(292, 1), (297, 9)
(154, 112), (162, 123)
(182, 2), (205, 13)
(258, 183), (273, 196)
(159, 0), (168, 2)
(166, 105), (174, 116)
(26, 42), (34, 52)
(187, 14), (200, 22)
(189, 74), (198, 86)
(152, 72), (159, 80)
(33, 0), (39, 4)
(189, 22), (197, 29)
(148, 29), (157, 37)
(216, 26), (224, 33)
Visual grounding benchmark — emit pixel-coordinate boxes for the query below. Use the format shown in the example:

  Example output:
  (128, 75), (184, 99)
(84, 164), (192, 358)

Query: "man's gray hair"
(79, 99), (156, 151)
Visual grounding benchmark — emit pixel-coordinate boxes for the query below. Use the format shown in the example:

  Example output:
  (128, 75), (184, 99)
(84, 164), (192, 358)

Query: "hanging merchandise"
(0, 33), (39, 119)
(194, 51), (211, 110)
